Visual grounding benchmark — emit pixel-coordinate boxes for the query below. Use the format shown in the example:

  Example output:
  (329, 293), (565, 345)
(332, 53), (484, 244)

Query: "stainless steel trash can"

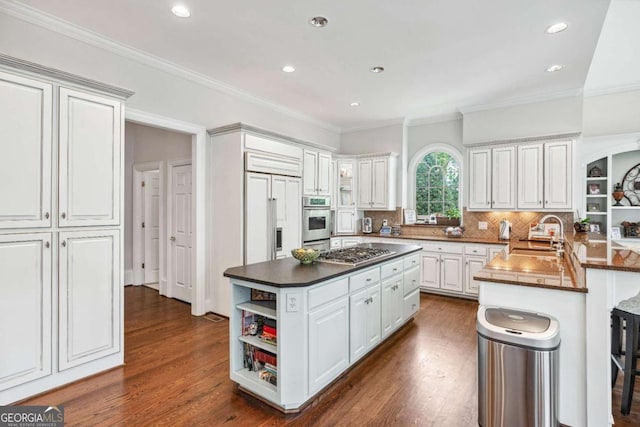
(477, 306), (560, 427)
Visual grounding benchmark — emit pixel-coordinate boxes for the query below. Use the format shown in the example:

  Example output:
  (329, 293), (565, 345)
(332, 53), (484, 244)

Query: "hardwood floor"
(21, 286), (640, 426)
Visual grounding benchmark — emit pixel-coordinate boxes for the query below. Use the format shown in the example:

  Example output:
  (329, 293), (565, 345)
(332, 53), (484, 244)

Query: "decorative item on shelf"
(588, 183), (601, 195)
(590, 223), (601, 233)
(620, 163), (640, 206)
(587, 202), (600, 212)
(443, 226), (465, 238)
(588, 165), (603, 177)
(622, 221), (640, 238)
(291, 248), (319, 264)
(612, 182), (625, 206)
(611, 226), (622, 239)
(436, 207), (461, 226)
(573, 217), (590, 232)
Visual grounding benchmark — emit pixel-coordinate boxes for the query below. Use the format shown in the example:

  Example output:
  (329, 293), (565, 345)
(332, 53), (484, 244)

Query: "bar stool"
(611, 295), (640, 415)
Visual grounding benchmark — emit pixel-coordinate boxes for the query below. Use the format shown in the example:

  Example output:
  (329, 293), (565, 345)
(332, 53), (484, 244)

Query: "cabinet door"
(59, 230), (120, 370)
(517, 144), (544, 210)
(0, 233), (52, 391)
(441, 254), (463, 292)
(420, 252), (440, 289)
(0, 71), (52, 229)
(370, 157), (389, 209)
(272, 175), (302, 258)
(303, 150), (318, 195)
(465, 256), (487, 295)
(59, 88), (121, 226)
(336, 209), (355, 234)
(491, 146), (516, 209)
(544, 141), (572, 209)
(308, 296), (349, 394)
(381, 275), (403, 339)
(349, 288), (368, 363)
(468, 149), (491, 209)
(337, 160), (356, 207)
(365, 284), (381, 350)
(357, 159), (373, 209)
(317, 152), (332, 196)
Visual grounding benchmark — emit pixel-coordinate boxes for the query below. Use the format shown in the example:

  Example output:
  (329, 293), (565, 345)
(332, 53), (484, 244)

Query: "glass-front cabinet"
(337, 160), (355, 208)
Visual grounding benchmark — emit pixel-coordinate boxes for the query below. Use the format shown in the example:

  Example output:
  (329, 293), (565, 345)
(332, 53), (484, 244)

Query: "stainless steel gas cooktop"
(317, 246), (395, 266)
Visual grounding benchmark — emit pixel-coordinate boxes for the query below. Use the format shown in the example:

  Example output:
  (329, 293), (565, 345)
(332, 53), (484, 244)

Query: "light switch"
(479, 221), (488, 230)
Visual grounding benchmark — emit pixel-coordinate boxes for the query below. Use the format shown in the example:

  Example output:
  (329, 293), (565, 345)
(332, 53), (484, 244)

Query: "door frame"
(125, 109), (207, 316)
(166, 159), (192, 300)
(132, 161), (164, 288)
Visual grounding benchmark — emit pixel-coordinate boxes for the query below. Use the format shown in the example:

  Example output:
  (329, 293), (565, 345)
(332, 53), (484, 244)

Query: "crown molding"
(459, 87), (583, 114)
(0, 0), (340, 134)
(405, 112), (462, 127)
(583, 81), (640, 98)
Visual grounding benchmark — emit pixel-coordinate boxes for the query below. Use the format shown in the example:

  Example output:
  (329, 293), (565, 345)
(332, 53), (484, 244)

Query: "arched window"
(413, 150), (460, 217)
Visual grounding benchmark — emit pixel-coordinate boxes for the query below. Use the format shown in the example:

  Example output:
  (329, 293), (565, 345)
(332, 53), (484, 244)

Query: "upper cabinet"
(59, 88), (122, 226)
(0, 71), (52, 229)
(356, 154), (397, 211)
(468, 146), (516, 210)
(469, 140), (573, 212)
(303, 149), (331, 196)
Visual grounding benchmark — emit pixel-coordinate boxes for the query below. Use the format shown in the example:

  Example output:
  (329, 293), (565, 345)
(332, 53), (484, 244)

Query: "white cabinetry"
(349, 269), (381, 364)
(59, 88), (122, 226)
(303, 150), (331, 196)
(58, 230), (120, 370)
(517, 140), (572, 210)
(464, 256), (487, 295)
(469, 146), (516, 210)
(381, 259), (404, 338)
(420, 245), (463, 293)
(336, 209), (357, 234)
(357, 154), (397, 210)
(0, 72), (52, 229)
(0, 233), (52, 391)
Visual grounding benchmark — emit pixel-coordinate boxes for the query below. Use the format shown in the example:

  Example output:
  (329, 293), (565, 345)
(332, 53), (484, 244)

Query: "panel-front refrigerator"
(245, 172), (302, 264)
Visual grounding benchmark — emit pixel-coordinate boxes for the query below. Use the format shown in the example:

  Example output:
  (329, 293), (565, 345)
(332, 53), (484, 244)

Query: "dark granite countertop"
(224, 243), (422, 288)
(335, 233), (509, 245)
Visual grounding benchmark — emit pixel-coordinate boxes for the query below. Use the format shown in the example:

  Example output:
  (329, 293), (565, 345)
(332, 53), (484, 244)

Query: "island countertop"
(223, 243), (422, 288)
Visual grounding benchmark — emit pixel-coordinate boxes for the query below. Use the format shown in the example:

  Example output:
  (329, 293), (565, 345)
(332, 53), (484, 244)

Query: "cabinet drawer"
(350, 267), (380, 292)
(308, 277), (348, 311)
(330, 238), (341, 249)
(403, 253), (420, 270)
(403, 266), (420, 295)
(421, 243), (463, 254)
(381, 259), (403, 279)
(403, 289), (420, 320)
(464, 245), (488, 256)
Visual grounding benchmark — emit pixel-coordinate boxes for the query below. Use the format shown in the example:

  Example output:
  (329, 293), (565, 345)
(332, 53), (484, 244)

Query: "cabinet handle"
(45, 241), (50, 248)
(487, 201), (490, 205)
(393, 268), (398, 272)
(61, 240), (66, 247)
(61, 212), (66, 219)
(539, 201), (542, 204)
(170, 236), (176, 242)
(545, 200), (548, 204)
(44, 212), (49, 219)
(466, 261), (469, 266)
(366, 278), (372, 282)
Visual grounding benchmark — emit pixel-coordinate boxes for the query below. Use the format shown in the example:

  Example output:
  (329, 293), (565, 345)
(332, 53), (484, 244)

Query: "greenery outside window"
(415, 152), (460, 217)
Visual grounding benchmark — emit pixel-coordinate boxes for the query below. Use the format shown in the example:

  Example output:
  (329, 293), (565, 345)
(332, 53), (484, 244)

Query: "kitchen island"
(223, 243), (422, 412)
(475, 233), (640, 426)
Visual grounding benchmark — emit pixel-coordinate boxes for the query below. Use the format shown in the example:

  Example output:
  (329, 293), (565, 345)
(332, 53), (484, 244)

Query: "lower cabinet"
(58, 230), (121, 370)
(381, 273), (404, 339)
(0, 233), (52, 391)
(349, 283), (381, 363)
(308, 296), (349, 395)
(420, 252), (463, 292)
(464, 256), (487, 295)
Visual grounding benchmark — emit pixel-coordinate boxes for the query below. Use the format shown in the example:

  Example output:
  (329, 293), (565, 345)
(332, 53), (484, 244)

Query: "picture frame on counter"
(611, 226), (622, 239)
(404, 209), (416, 225)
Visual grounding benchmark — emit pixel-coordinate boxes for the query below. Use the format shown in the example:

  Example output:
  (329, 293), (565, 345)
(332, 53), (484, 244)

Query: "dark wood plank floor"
(21, 286), (640, 426)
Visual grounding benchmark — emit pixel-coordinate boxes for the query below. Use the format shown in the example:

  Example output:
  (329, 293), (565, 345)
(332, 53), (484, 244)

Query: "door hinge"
(142, 222), (145, 228)
(141, 181), (145, 187)
(142, 263), (145, 269)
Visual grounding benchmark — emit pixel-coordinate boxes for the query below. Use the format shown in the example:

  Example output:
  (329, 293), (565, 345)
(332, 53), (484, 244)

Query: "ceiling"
(16, 0), (612, 131)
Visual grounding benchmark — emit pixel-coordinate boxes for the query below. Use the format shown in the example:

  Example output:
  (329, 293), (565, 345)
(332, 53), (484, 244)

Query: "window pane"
(415, 151), (460, 216)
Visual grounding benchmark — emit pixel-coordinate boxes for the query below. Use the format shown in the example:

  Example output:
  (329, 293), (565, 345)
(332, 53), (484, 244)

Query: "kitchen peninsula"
(223, 243), (421, 412)
(475, 233), (640, 426)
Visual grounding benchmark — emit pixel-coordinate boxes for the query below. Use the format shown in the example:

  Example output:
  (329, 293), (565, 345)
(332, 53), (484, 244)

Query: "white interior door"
(170, 164), (192, 303)
(143, 170), (160, 284)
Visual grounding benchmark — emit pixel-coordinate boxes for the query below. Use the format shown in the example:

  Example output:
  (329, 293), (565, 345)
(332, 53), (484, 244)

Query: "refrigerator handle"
(271, 198), (278, 260)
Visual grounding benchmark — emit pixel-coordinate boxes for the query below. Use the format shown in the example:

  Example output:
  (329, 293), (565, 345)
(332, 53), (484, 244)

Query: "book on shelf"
(254, 348), (277, 366)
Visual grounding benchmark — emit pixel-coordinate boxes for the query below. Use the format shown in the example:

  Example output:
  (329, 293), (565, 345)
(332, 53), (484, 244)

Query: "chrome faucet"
(539, 214), (565, 257)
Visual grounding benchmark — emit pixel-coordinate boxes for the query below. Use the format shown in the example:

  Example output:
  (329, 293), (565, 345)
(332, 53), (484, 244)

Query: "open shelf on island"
(236, 301), (277, 319)
(233, 368), (278, 394)
(239, 334), (278, 353)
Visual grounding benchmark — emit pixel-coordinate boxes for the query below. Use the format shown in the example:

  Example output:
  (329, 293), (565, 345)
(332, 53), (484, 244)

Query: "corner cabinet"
(0, 59), (130, 405)
(357, 154), (398, 210)
(227, 250), (421, 411)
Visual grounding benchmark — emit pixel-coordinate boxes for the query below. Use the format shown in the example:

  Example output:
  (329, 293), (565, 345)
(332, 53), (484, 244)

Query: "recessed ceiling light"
(171, 5), (191, 18)
(350, 102), (360, 107)
(309, 17), (328, 27)
(546, 22), (568, 34)
(282, 65), (296, 73)
(546, 64), (563, 73)
(370, 66), (385, 73)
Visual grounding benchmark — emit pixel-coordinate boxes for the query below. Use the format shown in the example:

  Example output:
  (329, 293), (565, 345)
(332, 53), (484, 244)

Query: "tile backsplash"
(364, 207), (574, 240)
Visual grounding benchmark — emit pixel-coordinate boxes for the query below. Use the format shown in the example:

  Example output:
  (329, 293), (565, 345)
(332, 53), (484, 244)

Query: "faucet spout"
(538, 214), (565, 241)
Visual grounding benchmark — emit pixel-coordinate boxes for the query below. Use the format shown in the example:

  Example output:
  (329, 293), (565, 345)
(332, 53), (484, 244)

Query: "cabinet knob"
(170, 236), (176, 242)
(393, 268), (397, 272)
(487, 201), (490, 205)
(44, 212), (49, 219)
(45, 241), (50, 248)
(61, 240), (66, 247)
(545, 200), (548, 204)
(539, 200), (542, 204)
(61, 212), (66, 219)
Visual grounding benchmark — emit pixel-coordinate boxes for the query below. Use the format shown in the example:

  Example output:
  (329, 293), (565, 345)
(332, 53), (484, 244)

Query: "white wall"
(407, 118), (463, 161)
(0, 12), (341, 148)
(462, 96), (583, 145)
(123, 122), (191, 280)
(582, 89), (640, 137)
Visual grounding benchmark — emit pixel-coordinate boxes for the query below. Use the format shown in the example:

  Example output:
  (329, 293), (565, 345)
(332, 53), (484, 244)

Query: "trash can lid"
(485, 307), (550, 333)
(477, 306), (560, 349)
